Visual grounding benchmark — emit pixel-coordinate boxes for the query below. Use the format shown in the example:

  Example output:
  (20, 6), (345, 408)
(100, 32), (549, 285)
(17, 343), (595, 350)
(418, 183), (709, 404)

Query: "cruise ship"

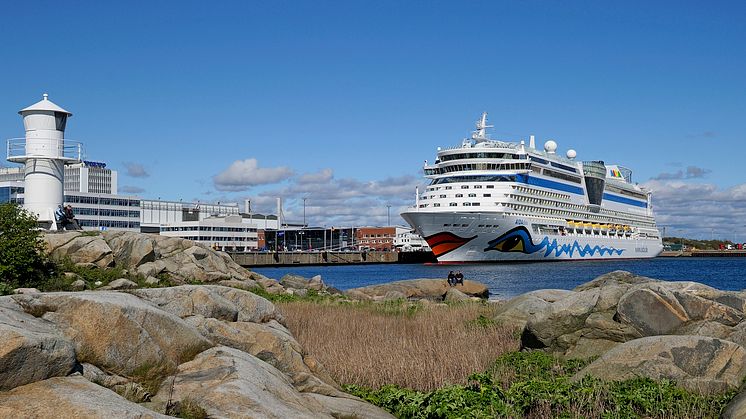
(401, 113), (663, 262)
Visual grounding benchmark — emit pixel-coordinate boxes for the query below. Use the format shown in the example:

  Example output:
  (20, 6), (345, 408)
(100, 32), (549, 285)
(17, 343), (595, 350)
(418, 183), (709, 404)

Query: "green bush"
(0, 203), (53, 289)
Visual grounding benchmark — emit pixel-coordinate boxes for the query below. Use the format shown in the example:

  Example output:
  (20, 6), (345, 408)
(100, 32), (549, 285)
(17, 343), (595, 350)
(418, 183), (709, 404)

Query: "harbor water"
(253, 257), (746, 299)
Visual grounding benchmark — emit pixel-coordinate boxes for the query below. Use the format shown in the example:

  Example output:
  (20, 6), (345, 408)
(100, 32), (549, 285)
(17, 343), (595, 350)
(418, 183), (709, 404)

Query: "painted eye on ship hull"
(485, 227), (534, 254)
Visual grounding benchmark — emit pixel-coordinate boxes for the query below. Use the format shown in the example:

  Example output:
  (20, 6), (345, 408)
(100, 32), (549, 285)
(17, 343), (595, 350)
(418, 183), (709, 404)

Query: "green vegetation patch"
(345, 351), (734, 418)
(0, 203), (55, 289)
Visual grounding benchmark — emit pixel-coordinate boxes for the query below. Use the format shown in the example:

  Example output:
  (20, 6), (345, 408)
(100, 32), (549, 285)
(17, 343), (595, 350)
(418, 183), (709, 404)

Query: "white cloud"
(213, 158), (294, 192)
(644, 179), (746, 239)
(123, 162), (149, 178)
(244, 172), (423, 227)
(297, 168), (333, 185)
(651, 166), (711, 180)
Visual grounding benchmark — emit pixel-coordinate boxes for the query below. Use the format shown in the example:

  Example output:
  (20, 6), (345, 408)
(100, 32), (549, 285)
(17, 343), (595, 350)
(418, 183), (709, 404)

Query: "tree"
(0, 203), (51, 288)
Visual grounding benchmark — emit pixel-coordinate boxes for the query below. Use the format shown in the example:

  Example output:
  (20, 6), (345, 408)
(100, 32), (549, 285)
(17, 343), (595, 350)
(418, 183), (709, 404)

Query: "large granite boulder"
(345, 279), (489, 301)
(11, 291), (212, 375)
(42, 231), (279, 288)
(572, 335), (746, 394)
(130, 285), (283, 323)
(43, 233), (114, 268)
(0, 298), (77, 391)
(0, 376), (169, 418)
(101, 231), (156, 267)
(514, 271), (746, 359)
(152, 346), (394, 419)
(186, 317), (341, 395)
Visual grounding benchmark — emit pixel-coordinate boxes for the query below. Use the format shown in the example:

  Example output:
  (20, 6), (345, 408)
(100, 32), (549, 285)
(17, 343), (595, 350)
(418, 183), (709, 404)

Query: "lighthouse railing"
(6, 138), (83, 163)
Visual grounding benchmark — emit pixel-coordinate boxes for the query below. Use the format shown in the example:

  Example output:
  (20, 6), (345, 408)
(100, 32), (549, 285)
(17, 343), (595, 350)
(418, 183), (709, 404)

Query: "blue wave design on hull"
(484, 226), (624, 258)
(536, 237), (624, 257)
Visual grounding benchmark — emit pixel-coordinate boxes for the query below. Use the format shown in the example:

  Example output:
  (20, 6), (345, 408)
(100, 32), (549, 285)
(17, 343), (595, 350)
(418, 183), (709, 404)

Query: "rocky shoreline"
(4, 231), (746, 416)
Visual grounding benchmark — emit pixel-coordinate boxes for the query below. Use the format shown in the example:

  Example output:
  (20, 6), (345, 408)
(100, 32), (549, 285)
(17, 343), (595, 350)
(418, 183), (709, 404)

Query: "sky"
(1, 1), (745, 239)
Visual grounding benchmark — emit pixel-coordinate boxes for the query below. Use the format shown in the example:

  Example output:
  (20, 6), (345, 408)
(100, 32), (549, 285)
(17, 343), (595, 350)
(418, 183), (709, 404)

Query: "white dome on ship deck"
(566, 149), (577, 159)
(544, 140), (557, 154)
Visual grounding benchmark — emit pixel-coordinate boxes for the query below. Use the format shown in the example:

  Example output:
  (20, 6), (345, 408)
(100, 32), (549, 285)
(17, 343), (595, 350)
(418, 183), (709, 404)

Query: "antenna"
(471, 112), (494, 142)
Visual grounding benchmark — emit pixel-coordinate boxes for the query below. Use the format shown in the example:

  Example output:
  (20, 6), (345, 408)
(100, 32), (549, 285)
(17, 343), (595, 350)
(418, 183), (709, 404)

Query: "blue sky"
(1, 1), (745, 238)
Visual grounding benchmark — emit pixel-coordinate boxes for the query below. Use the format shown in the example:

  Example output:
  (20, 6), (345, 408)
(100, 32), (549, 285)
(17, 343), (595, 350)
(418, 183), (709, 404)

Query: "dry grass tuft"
(279, 300), (519, 391)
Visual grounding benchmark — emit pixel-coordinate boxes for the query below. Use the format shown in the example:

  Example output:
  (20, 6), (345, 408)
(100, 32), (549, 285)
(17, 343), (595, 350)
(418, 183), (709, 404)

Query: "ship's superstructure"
(401, 113), (663, 262)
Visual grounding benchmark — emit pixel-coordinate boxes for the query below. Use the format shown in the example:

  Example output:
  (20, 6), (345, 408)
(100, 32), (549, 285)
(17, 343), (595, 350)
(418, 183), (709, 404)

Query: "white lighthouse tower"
(6, 94), (82, 228)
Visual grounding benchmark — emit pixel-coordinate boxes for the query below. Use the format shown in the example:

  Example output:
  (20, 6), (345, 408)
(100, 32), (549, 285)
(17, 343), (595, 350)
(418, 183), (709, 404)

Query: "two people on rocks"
(447, 271), (464, 286)
(55, 204), (82, 231)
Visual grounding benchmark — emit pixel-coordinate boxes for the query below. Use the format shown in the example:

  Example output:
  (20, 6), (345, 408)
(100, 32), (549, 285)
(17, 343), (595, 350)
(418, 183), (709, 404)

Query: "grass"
(279, 299), (519, 392)
(345, 351), (736, 418)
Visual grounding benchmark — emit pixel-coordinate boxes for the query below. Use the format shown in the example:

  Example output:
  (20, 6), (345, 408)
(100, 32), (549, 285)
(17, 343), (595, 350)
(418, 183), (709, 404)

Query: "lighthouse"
(7, 94), (82, 228)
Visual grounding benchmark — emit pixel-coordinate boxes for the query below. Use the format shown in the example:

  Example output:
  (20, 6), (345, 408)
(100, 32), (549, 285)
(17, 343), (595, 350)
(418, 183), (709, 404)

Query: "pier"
(659, 250), (746, 257)
(229, 250), (437, 267)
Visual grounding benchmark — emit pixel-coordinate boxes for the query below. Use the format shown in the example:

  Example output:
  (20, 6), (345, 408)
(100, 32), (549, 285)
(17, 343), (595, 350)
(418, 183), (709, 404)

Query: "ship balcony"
(6, 138), (83, 163)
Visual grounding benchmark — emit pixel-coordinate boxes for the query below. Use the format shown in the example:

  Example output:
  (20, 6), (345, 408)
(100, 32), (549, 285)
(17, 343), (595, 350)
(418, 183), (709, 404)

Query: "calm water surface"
(253, 258), (746, 299)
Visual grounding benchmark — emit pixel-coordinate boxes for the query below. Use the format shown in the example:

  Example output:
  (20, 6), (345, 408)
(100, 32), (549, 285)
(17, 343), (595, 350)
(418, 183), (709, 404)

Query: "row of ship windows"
(419, 202), (482, 207)
(422, 193), (493, 199)
(506, 204), (655, 228)
(424, 162), (531, 175)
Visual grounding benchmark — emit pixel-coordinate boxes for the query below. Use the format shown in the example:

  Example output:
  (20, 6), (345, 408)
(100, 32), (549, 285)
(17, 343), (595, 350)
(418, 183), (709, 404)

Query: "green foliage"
(0, 203), (54, 289)
(465, 314), (496, 329)
(166, 398), (208, 419)
(345, 351), (734, 418)
(248, 286), (338, 303)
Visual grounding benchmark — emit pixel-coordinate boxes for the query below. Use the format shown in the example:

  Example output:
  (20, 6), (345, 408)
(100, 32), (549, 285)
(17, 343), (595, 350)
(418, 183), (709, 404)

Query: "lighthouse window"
(54, 112), (68, 131)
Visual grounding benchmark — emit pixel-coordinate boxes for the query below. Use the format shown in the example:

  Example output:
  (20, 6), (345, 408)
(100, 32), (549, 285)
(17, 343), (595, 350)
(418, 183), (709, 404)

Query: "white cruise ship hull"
(402, 211), (663, 263)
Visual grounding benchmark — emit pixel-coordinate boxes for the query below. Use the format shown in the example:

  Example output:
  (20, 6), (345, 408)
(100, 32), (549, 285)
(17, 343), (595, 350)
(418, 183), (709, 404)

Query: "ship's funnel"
(582, 160), (606, 212)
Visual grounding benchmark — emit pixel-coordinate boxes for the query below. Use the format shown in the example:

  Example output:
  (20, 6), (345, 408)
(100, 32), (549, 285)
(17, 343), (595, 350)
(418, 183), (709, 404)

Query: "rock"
(0, 376), (169, 418)
(522, 288), (600, 352)
(81, 363), (129, 388)
(217, 278), (259, 290)
(11, 291), (212, 376)
(723, 388), (746, 419)
(0, 297), (77, 391)
(43, 234), (114, 268)
(70, 279), (87, 291)
(12, 288), (40, 294)
(98, 278), (138, 290)
(102, 231), (156, 267)
(281, 274), (314, 290)
(152, 346), (381, 419)
(572, 335), (746, 394)
(573, 270), (654, 291)
(444, 287), (469, 302)
(493, 294), (553, 330)
(186, 317), (341, 395)
(144, 276), (160, 286)
(309, 275), (325, 291)
(616, 283), (743, 337)
(345, 279), (489, 301)
(130, 285), (283, 324)
(303, 393), (395, 419)
(63, 272), (82, 281)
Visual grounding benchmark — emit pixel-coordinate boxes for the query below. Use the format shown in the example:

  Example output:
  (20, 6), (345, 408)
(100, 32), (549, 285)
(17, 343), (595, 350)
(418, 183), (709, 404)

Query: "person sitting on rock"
(455, 271), (464, 286)
(64, 204), (82, 230)
(447, 271), (456, 286)
(54, 205), (67, 230)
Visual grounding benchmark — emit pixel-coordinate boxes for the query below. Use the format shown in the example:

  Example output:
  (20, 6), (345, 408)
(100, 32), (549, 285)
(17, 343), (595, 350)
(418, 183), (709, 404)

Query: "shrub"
(0, 203), (53, 289)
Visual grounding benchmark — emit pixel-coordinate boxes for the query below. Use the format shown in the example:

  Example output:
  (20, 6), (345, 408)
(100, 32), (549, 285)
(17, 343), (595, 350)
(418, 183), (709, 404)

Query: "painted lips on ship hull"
(423, 232), (477, 258)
